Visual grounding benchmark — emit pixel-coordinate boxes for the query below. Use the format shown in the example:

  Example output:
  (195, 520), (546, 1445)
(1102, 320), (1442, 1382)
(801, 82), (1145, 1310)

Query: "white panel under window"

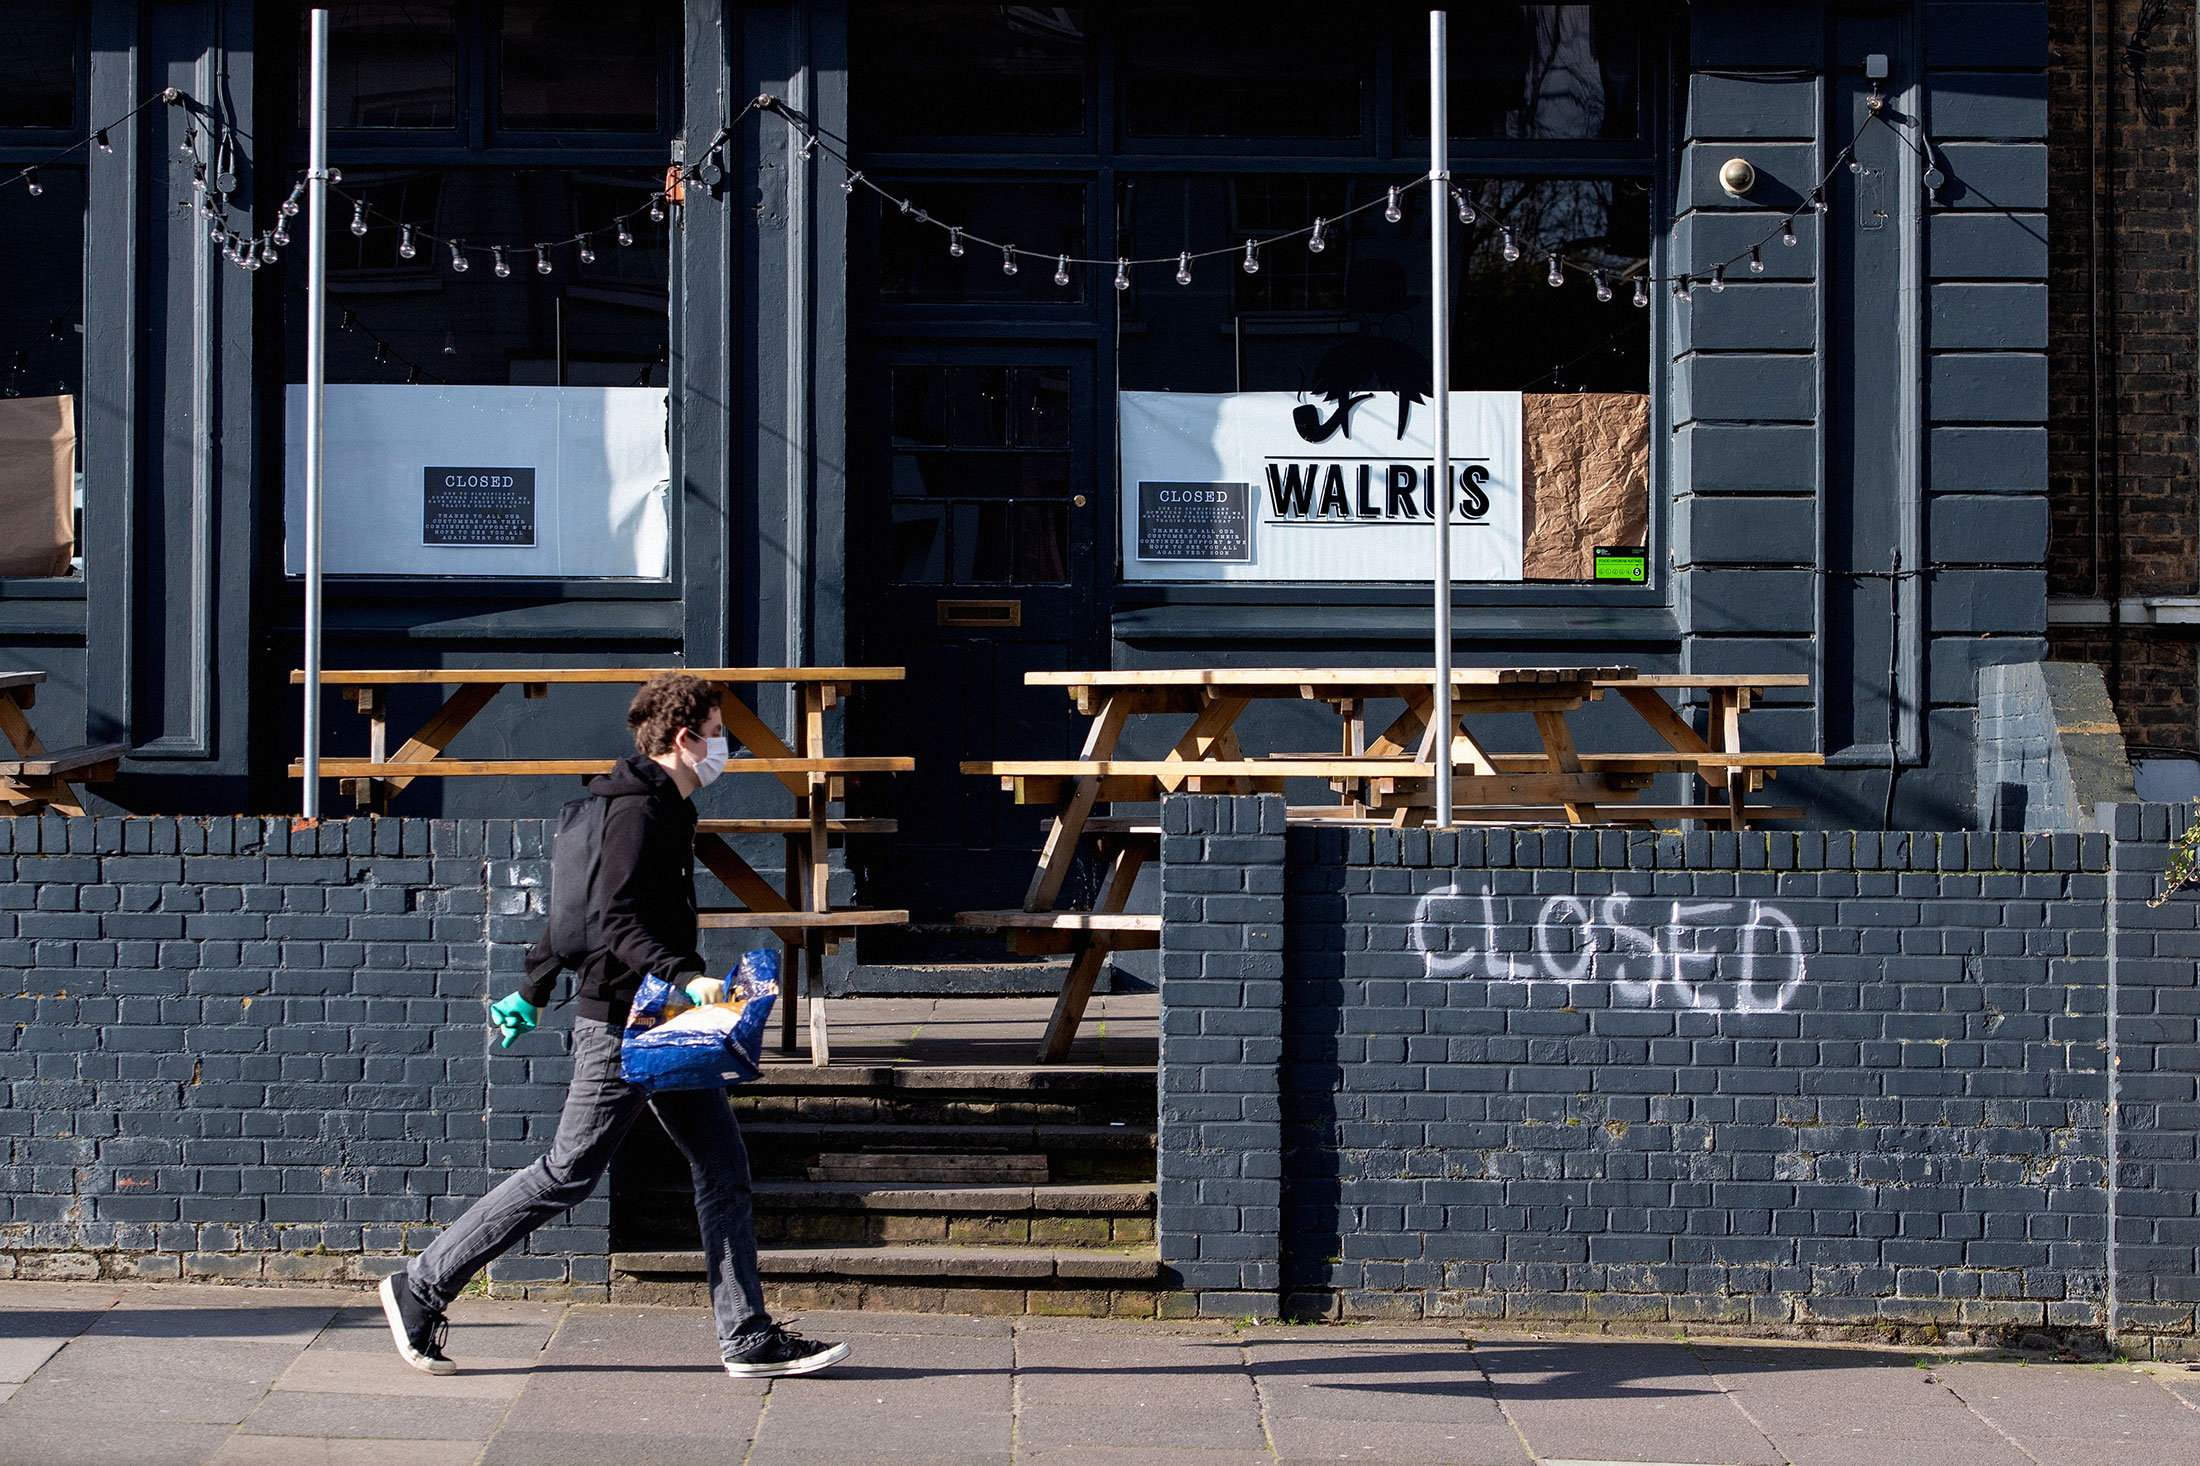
(283, 384), (669, 578)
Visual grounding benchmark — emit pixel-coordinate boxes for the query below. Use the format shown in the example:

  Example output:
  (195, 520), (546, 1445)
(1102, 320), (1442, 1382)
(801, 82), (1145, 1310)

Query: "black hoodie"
(520, 754), (704, 1023)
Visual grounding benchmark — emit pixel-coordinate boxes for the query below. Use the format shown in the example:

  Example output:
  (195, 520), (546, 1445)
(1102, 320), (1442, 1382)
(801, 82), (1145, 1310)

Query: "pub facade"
(0, 1), (2057, 948)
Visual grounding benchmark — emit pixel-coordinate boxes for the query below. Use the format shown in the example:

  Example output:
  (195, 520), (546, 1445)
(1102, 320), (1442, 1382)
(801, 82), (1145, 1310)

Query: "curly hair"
(627, 672), (719, 756)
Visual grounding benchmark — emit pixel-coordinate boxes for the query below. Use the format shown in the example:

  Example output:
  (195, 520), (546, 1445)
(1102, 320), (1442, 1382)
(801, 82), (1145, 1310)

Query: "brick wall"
(1161, 795), (2200, 1357)
(0, 816), (590, 1295)
(2046, 0), (2199, 749)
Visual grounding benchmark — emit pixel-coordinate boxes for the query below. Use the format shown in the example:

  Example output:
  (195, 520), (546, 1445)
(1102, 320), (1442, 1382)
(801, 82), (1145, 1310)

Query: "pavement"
(2, 1283), (2198, 1466)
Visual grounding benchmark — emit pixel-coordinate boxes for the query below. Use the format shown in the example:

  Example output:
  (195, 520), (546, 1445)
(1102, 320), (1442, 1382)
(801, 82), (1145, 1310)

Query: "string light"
(398, 226), (416, 260)
(1454, 188), (1475, 225)
(1781, 217), (1799, 247)
(1748, 244), (1764, 274)
(1175, 251), (1192, 286)
(617, 224), (634, 247)
(579, 241), (596, 264)
(1594, 272), (1612, 302)
(1633, 276), (1648, 308)
(1674, 277), (1693, 302)
(1546, 253), (1563, 287)
(949, 227), (964, 258)
(1053, 254), (1070, 287)
(348, 201), (366, 237)
(535, 245), (552, 275)
(23, 170), (38, 197)
(180, 127), (195, 156)
(649, 198), (665, 222)
(1710, 263), (1726, 292)
(1385, 186), (1402, 224)
(841, 169), (861, 195)
(1000, 244), (1017, 276)
(1309, 217), (1327, 253)
(1242, 239), (1260, 274)
(448, 240), (469, 272)
(1500, 227), (1519, 263)
(94, 130), (110, 153)
(492, 247), (510, 278)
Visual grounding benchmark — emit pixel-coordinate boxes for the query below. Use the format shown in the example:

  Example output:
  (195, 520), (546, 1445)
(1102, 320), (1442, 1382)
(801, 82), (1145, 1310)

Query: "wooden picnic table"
(289, 666), (914, 1065)
(0, 671), (125, 816)
(959, 666), (1818, 1061)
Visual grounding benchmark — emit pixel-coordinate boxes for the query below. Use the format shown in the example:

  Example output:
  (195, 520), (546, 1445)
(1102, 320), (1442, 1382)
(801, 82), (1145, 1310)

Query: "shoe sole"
(724, 1341), (852, 1378)
(379, 1274), (458, 1376)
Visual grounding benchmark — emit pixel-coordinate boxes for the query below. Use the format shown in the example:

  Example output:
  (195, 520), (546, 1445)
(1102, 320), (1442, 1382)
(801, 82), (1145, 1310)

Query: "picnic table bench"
(290, 667), (914, 1065)
(0, 671), (125, 816)
(960, 666), (1818, 1061)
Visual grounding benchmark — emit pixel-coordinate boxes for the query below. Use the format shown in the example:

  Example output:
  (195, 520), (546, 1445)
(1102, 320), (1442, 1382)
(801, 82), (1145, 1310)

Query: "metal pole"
(1429, 10), (1453, 828)
(302, 9), (329, 818)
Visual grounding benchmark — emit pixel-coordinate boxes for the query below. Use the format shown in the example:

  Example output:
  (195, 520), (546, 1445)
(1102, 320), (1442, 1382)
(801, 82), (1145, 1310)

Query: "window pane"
(500, 0), (668, 132)
(953, 502), (1012, 583)
(290, 168), (669, 388)
(312, 2), (459, 129)
(1401, 5), (1641, 141)
(0, 7), (77, 129)
(892, 452), (1069, 497)
(892, 368), (950, 445)
(1013, 368), (1070, 448)
(890, 504), (947, 582)
(0, 165), (85, 576)
(854, 4), (1088, 142)
(1122, 3), (1365, 139)
(874, 183), (1086, 304)
(952, 368), (1009, 447)
(1014, 503), (1070, 583)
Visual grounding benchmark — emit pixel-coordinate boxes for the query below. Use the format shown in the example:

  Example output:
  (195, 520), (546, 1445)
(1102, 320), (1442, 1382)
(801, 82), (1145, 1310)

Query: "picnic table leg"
(1025, 692), (1128, 913)
(1715, 690), (1749, 831)
(805, 928), (831, 1067)
(355, 688), (389, 814)
(799, 683), (833, 1065)
(1039, 840), (1146, 1064)
(780, 835), (801, 1055)
(1532, 710), (1597, 824)
(0, 691), (84, 816)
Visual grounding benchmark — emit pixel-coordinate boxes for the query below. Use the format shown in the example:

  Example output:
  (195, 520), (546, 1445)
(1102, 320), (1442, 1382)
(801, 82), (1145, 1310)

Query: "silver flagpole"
(302, 9), (329, 818)
(1429, 10), (1453, 828)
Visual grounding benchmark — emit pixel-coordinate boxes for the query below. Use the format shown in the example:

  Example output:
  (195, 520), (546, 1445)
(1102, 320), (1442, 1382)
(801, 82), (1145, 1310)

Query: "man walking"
(379, 672), (848, 1380)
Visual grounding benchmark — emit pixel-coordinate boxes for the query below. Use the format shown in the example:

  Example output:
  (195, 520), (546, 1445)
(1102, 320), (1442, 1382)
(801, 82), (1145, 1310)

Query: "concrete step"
(751, 1181), (1155, 1250)
(734, 1121), (1155, 1185)
(808, 1152), (1049, 1184)
(613, 1243), (1167, 1317)
(736, 1065), (1156, 1130)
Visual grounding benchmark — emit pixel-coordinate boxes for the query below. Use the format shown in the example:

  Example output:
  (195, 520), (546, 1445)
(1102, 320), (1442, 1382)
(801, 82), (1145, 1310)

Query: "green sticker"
(1593, 546), (1647, 583)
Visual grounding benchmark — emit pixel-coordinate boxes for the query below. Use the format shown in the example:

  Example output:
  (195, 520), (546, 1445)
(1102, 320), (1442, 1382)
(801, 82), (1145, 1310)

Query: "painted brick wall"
(0, 816), (589, 1295)
(1160, 795), (2200, 1357)
(2046, 0), (2198, 749)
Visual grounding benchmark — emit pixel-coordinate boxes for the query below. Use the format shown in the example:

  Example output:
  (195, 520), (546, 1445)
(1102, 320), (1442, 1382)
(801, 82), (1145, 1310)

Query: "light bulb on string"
(579, 240), (596, 264)
(1242, 239), (1260, 274)
(273, 223), (289, 247)
(798, 134), (815, 161)
(373, 341), (389, 365)
(1454, 188), (1475, 225)
(95, 129), (110, 154)
(1748, 245), (1764, 274)
(649, 198), (665, 223)
(1500, 228), (1519, 263)
(1000, 245), (1018, 276)
(1114, 258), (1130, 291)
(1175, 251), (1192, 286)
(408, 365), (421, 384)
(442, 332), (457, 356)
(492, 247), (510, 278)
(1546, 253), (1563, 288)
(949, 227), (964, 258)
(24, 170), (38, 197)
(1594, 272), (1612, 303)
(535, 246), (552, 275)
(449, 240), (469, 272)
(281, 184), (302, 218)
(1781, 217), (1799, 247)
(1384, 186), (1402, 224)
(349, 201), (366, 238)
(1674, 277), (1693, 302)
(1632, 276), (1648, 308)
(328, 167), (341, 182)
(262, 235), (279, 264)
(1309, 217), (1327, 253)
(180, 128), (195, 156)
(397, 226), (415, 260)
(617, 224), (634, 247)
(1710, 263), (1726, 292)
(1054, 254), (1070, 287)
(841, 169), (862, 195)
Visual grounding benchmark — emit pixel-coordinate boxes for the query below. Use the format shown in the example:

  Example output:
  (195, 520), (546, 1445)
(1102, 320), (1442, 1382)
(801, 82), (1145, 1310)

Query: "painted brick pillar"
(1156, 793), (1286, 1318)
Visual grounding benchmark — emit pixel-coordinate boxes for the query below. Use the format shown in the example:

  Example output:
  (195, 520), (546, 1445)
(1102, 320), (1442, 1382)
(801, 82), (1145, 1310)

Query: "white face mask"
(689, 734), (729, 787)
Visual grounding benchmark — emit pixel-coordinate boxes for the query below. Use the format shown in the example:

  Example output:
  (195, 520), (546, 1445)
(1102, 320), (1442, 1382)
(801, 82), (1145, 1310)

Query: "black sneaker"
(379, 1272), (457, 1376)
(722, 1323), (850, 1379)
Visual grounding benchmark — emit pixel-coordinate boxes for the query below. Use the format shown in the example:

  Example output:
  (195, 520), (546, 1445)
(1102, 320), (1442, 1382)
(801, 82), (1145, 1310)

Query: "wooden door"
(851, 347), (1101, 947)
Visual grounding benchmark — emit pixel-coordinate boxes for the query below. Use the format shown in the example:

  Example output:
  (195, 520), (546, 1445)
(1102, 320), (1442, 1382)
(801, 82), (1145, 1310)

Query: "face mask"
(689, 734), (729, 788)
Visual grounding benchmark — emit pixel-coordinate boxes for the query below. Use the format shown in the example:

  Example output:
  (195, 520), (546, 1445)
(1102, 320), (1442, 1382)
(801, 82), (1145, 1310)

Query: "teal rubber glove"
(489, 992), (540, 1048)
(684, 975), (727, 1006)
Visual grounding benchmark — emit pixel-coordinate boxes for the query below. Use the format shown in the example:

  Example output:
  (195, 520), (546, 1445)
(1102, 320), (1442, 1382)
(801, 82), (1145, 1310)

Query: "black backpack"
(546, 794), (608, 971)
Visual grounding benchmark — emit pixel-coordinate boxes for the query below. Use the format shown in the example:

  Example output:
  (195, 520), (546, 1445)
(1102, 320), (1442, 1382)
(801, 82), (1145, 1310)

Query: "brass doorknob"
(1072, 494), (1087, 507)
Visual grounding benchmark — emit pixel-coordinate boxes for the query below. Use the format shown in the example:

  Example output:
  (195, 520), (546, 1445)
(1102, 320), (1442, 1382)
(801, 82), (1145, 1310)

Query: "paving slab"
(477, 1428), (757, 1466)
(1473, 1340), (1782, 1466)
(310, 1302), (560, 1360)
(3, 1337), (302, 1424)
(1266, 1413), (1532, 1464)
(237, 1390), (511, 1441)
(1016, 1450), (1279, 1466)
(85, 1290), (339, 1346)
(1016, 1403), (1272, 1453)
(786, 1309), (1017, 1338)
(273, 1344), (538, 1399)
(745, 1401), (1011, 1466)
(0, 1284), (125, 1312)
(208, 1439), (486, 1466)
(0, 1417), (236, 1466)
(1694, 1346), (2035, 1466)
(1250, 1342), (1506, 1425)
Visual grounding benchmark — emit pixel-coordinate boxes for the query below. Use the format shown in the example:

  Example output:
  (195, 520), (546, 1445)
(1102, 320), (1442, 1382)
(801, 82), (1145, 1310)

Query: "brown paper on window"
(1521, 392), (1649, 581)
(0, 395), (75, 579)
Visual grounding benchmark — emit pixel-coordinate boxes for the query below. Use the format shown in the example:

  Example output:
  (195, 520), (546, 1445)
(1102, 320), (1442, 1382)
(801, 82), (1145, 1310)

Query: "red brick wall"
(2046, 0), (2199, 751)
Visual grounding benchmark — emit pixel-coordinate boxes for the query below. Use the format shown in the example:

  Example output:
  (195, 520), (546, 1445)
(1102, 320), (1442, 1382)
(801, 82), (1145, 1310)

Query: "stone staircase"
(609, 1063), (1163, 1317)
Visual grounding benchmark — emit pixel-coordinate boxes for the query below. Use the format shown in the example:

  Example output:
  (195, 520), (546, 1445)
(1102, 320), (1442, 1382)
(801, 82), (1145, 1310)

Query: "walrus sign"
(1119, 390), (1523, 582)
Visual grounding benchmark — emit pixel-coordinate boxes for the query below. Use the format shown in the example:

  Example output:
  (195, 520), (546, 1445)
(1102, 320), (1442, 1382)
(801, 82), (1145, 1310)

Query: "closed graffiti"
(1408, 882), (1808, 1013)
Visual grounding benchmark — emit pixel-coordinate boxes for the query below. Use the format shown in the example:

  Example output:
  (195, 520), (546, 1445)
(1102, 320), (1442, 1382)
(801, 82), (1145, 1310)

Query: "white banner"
(283, 384), (670, 578)
(1119, 390), (1523, 582)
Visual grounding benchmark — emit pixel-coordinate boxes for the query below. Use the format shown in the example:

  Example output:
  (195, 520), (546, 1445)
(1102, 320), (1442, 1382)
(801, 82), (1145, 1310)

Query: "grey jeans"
(405, 1018), (773, 1356)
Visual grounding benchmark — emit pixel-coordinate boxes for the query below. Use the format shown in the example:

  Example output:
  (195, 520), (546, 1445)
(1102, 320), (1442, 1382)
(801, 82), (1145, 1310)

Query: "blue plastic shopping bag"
(619, 949), (779, 1094)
